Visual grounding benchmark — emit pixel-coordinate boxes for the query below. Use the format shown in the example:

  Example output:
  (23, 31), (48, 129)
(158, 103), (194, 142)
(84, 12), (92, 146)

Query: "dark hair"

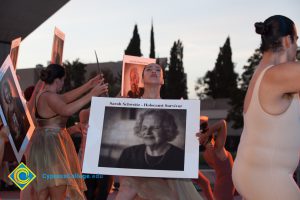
(255, 15), (295, 52)
(40, 64), (65, 84)
(199, 121), (213, 152)
(134, 109), (179, 142)
(24, 85), (35, 101)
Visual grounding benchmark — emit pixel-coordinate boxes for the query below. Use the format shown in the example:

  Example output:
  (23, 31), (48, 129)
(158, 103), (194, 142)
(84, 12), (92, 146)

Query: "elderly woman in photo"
(117, 109), (184, 170)
(115, 63), (202, 200)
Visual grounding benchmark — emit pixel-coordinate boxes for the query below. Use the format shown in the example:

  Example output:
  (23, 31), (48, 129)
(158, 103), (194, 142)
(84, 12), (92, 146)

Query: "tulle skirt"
(28, 127), (86, 199)
(118, 176), (203, 200)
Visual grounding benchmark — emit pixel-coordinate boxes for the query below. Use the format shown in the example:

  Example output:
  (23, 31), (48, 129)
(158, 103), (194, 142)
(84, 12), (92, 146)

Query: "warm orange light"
(200, 115), (208, 122)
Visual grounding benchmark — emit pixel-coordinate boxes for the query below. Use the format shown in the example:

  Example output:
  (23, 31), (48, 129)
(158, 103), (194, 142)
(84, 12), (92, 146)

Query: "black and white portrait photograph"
(83, 97), (200, 178)
(0, 56), (35, 162)
(98, 107), (186, 171)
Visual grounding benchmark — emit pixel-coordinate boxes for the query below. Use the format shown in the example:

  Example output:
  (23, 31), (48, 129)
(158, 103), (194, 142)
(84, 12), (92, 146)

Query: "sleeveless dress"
(27, 91), (86, 199)
(232, 66), (300, 200)
(116, 176), (203, 200)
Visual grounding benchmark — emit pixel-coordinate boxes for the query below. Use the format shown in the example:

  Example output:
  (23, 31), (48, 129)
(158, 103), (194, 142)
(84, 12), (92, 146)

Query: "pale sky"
(18, 0), (300, 99)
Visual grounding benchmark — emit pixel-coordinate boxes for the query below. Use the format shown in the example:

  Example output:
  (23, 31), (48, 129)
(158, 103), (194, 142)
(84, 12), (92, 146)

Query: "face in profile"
(142, 63), (163, 85)
(140, 114), (167, 147)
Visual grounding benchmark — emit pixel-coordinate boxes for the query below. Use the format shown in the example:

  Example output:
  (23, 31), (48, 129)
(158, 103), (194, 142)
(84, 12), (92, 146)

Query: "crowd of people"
(0, 14), (299, 200)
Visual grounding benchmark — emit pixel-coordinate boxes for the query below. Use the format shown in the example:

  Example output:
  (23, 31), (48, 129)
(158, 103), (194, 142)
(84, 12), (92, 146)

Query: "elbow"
(220, 119), (227, 128)
(220, 119), (227, 135)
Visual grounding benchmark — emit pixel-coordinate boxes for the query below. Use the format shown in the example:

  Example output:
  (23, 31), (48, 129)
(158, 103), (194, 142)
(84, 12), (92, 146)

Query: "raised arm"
(47, 83), (108, 117)
(207, 120), (227, 151)
(61, 75), (103, 103)
(265, 61), (300, 94)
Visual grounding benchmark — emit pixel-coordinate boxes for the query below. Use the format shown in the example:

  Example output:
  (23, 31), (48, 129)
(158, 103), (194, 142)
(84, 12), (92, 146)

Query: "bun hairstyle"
(255, 22), (269, 35)
(40, 64), (65, 84)
(255, 15), (295, 52)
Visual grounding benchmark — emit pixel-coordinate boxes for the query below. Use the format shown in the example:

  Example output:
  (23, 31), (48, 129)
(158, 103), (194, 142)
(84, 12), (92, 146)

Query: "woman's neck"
(43, 85), (57, 93)
(146, 143), (171, 156)
(142, 85), (161, 99)
(261, 50), (289, 67)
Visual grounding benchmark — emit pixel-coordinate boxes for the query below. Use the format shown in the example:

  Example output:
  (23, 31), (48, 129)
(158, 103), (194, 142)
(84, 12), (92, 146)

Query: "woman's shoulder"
(266, 61), (300, 75)
(37, 90), (60, 100)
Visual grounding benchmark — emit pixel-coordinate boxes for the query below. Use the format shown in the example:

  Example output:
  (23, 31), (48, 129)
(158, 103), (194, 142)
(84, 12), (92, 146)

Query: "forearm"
(208, 120), (225, 136)
(62, 83), (90, 103)
(60, 93), (93, 116)
(212, 120), (227, 149)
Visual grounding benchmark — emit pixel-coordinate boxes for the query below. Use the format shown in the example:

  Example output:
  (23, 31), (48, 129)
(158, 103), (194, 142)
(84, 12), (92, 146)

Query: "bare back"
(36, 91), (62, 118)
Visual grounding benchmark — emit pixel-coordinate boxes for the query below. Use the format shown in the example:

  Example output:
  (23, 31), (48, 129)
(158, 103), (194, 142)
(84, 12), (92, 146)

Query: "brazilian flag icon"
(8, 162), (36, 190)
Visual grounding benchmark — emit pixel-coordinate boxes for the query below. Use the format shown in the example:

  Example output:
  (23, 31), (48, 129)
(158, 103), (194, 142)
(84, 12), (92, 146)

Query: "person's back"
(232, 15), (300, 200)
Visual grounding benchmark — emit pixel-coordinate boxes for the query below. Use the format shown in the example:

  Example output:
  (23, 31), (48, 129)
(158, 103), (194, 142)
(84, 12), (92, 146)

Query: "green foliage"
(195, 77), (208, 100)
(88, 69), (121, 97)
(102, 69), (121, 97)
(163, 40), (188, 99)
(227, 48), (262, 129)
(196, 37), (238, 99)
(62, 59), (87, 127)
(63, 59), (87, 92)
(125, 24), (142, 56)
(149, 23), (155, 58)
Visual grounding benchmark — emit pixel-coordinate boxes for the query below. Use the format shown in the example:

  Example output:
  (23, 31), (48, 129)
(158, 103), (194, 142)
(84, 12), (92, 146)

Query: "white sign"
(83, 97), (200, 178)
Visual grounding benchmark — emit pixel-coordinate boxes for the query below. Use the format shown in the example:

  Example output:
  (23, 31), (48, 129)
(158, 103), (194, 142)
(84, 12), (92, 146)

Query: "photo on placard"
(0, 56), (35, 162)
(51, 27), (65, 65)
(83, 97), (200, 179)
(121, 55), (156, 98)
(10, 37), (21, 70)
(98, 107), (186, 171)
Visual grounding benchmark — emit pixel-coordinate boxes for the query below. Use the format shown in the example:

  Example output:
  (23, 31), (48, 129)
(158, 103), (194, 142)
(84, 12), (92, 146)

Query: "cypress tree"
(164, 40), (188, 99)
(201, 37), (238, 98)
(125, 24), (142, 56)
(149, 22), (155, 58)
(227, 48), (262, 128)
